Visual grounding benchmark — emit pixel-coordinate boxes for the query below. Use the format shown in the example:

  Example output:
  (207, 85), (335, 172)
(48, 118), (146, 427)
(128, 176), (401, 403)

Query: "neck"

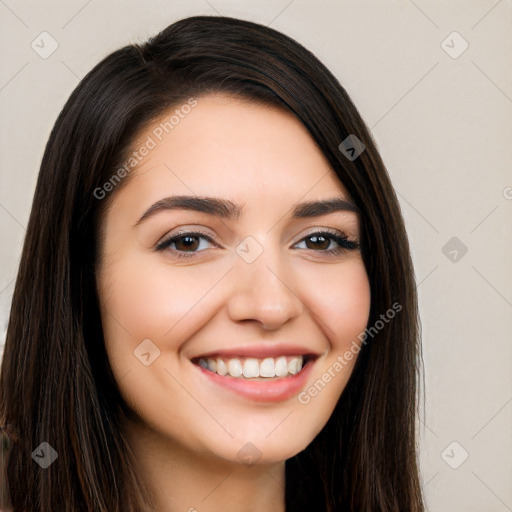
(122, 416), (286, 512)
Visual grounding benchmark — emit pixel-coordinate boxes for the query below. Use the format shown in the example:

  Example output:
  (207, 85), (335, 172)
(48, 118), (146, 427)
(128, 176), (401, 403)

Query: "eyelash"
(155, 228), (360, 260)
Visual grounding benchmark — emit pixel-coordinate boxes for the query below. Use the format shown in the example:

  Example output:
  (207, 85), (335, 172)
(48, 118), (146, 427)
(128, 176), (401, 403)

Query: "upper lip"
(190, 343), (322, 361)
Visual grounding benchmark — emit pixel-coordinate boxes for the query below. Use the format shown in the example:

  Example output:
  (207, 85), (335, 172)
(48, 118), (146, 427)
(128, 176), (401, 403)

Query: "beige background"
(1, 1), (511, 510)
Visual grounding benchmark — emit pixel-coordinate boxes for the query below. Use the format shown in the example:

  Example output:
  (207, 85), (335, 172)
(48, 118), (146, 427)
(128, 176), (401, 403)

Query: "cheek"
(97, 252), (237, 387)
(299, 258), (371, 348)
(292, 259), (370, 425)
(96, 255), (233, 433)
(99, 254), (226, 339)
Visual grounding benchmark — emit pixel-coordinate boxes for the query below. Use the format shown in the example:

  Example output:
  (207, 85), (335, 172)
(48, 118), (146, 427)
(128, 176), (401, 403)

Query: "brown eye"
(173, 235), (201, 252)
(293, 231), (359, 254)
(304, 234), (330, 250)
(155, 231), (217, 257)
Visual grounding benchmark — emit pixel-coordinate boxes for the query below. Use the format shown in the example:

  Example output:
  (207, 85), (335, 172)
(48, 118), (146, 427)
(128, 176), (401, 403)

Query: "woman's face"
(96, 94), (371, 465)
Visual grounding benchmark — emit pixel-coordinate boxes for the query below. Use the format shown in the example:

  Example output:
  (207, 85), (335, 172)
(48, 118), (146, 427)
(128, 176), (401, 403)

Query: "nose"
(227, 251), (304, 330)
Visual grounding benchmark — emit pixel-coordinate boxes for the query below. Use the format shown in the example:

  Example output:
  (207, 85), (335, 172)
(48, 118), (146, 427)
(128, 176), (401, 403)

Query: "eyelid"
(291, 226), (355, 244)
(155, 227), (220, 251)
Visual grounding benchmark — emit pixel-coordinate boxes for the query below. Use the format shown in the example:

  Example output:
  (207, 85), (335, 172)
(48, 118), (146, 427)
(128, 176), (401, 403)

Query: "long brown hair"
(0, 16), (424, 511)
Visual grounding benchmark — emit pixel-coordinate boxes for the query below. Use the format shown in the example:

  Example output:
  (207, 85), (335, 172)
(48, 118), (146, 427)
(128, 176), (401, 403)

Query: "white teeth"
(197, 355), (306, 379)
(228, 359), (243, 377)
(275, 356), (288, 377)
(259, 357), (275, 377)
(243, 358), (260, 378)
(288, 356), (303, 375)
(216, 358), (228, 376)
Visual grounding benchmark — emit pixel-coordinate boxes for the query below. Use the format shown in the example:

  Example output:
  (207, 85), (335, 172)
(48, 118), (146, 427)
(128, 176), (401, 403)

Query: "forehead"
(112, 94), (349, 214)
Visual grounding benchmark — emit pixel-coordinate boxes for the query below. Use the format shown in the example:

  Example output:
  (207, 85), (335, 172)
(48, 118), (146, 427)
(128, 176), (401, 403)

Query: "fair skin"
(96, 94), (371, 512)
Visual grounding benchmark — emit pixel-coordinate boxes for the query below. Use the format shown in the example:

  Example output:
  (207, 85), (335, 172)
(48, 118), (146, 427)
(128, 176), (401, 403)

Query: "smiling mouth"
(191, 354), (316, 380)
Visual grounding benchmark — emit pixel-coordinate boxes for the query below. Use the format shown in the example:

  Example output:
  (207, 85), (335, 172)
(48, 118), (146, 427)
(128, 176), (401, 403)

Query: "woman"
(0, 15), (424, 511)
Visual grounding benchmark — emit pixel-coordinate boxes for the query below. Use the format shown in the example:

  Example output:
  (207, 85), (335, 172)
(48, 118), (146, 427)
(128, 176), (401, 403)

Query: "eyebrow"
(135, 195), (359, 225)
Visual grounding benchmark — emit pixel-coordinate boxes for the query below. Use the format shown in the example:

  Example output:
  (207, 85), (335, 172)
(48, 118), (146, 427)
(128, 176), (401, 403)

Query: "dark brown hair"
(0, 15), (424, 511)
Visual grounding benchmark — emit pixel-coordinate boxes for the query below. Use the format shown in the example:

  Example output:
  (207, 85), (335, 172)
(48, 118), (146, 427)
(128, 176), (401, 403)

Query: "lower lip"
(194, 360), (315, 402)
